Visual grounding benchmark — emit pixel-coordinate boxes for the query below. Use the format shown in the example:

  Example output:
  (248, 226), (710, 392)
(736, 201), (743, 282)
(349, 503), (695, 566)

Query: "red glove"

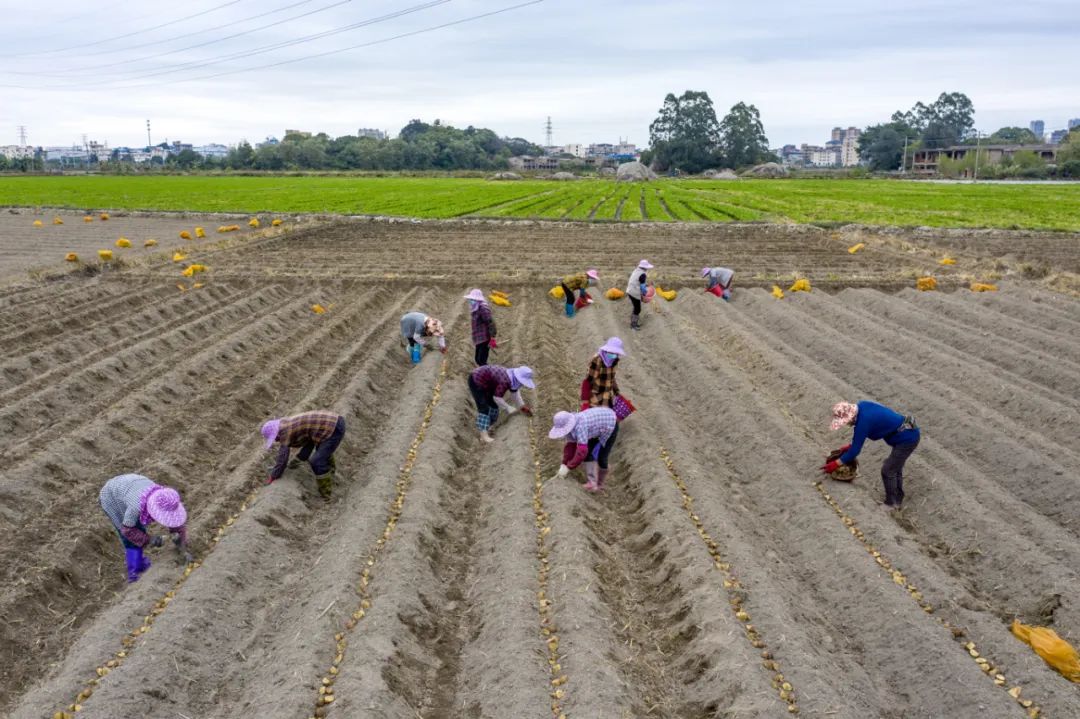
(837, 444), (851, 453)
(820, 460), (841, 474)
(266, 475), (276, 485)
(519, 405), (533, 416)
(489, 338), (497, 349)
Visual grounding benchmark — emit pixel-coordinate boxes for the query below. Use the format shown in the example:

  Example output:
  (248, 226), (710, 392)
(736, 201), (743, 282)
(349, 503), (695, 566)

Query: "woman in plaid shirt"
(261, 410), (346, 500)
(581, 337), (625, 409)
(465, 288), (497, 366)
(467, 364), (535, 442)
(548, 407), (619, 492)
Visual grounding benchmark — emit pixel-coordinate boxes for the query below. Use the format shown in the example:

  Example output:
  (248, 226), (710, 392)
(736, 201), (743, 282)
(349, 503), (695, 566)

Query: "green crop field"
(2, 175), (1079, 230)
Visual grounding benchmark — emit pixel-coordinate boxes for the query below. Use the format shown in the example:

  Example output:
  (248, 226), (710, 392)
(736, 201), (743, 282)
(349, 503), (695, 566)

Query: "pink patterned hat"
(830, 402), (858, 430)
(586, 269), (599, 280)
(147, 487), (186, 528)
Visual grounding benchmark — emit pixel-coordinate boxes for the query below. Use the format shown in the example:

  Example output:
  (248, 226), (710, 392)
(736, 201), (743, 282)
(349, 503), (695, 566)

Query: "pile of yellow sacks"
(490, 291), (511, 307)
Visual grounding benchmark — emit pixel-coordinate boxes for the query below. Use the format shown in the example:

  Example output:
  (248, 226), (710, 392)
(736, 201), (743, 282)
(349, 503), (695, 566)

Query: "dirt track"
(2, 219), (1079, 719)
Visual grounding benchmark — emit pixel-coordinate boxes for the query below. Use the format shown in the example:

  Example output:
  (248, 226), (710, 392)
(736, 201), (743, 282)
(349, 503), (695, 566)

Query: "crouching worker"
(559, 269), (599, 317)
(548, 406), (619, 493)
(99, 474), (191, 583)
(262, 410), (346, 501)
(400, 311), (446, 363)
(468, 364), (535, 442)
(822, 400), (920, 510)
(702, 266), (734, 300)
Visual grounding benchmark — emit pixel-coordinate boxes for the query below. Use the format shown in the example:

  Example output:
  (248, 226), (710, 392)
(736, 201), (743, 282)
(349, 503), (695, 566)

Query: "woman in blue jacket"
(822, 400), (920, 509)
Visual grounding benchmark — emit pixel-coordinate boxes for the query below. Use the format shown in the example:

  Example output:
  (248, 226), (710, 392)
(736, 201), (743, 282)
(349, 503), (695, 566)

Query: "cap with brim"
(511, 366), (536, 389)
(147, 487), (187, 528)
(261, 419), (281, 449)
(638, 259), (654, 269)
(586, 269), (599, 280)
(599, 337), (626, 356)
(701, 267), (711, 277)
(548, 411), (576, 439)
(464, 288), (485, 302)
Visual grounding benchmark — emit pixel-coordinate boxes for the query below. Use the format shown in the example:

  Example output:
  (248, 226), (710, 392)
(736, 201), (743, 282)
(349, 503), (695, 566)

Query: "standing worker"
(582, 337), (626, 409)
(559, 269), (599, 317)
(468, 364), (535, 442)
(626, 259), (654, 330)
(822, 401), (920, 510)
(702, 266), (734, 300)
(549, 406), (619, 493)
(99, 474), (191, 583)
(400, 311), (446, 363)
(262, 410), (346, 501)
(465, 289), (497, 366)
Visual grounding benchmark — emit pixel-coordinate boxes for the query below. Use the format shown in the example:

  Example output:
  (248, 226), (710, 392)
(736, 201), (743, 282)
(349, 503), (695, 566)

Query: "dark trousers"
(468, 375), (492, 414)
(629, 296), (642, 316)
(586, 424), (620, 469)
(882, 438), (919, 506)
(297, 417), (346, 475)
(560, 283), (574, 308)
(474, 342), (490, 366)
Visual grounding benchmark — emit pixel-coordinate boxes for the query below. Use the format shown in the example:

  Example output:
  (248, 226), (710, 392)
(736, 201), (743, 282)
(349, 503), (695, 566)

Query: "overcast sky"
(2, 0), (1077, 149)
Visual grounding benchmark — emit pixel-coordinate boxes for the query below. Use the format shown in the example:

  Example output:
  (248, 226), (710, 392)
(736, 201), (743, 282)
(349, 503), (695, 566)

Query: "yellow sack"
(83, 216), (94, 223)
(181, 264), (207, 277)
(847, 243), (865, 254)
(115, 238), (131, 248)
(179, 230), (192, 240)
(144, 239), (158, 247)
(916, 277), (937, 291)
(789, 279), (811, 293)
(939, 257), (956, 265)
(771, 285), (784, 299)
(549, 285), (565, 300)
(65, 253), (79, 262)
(100, 213), (109, 220)
(97, 250), (113, 261)
(248, 218), (260, 228)
(53, 217), (64, 225)
(490, 295), (512, 307)
(271, 218), (283, 227)
(491, 290), (510, 300)
(1011, 620), (1080, 682)
(195, 227), (206, 238)
(32, 220), (43, 227)
(606, 288), (625, 300)
(970, 282), (998, 292)
(656, 286), (677, 301)
(172, 251), (187, 263)
(311, 304), (327, 314)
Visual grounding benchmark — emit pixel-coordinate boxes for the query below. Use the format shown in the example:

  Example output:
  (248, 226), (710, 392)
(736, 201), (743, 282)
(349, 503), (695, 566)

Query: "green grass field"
(2, 175), (1079, 230)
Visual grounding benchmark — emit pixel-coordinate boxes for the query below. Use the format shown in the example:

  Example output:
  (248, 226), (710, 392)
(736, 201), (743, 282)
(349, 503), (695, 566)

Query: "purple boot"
(596, 468), (609, 491)
(125, 548), (144, 583)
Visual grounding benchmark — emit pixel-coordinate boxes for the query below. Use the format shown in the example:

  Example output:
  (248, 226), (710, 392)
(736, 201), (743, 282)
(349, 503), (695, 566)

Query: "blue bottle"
(410, 344), (421, 364)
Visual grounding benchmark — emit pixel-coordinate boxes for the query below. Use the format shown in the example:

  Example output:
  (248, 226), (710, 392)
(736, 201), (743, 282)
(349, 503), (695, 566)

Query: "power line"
(2, 0), (246, 58)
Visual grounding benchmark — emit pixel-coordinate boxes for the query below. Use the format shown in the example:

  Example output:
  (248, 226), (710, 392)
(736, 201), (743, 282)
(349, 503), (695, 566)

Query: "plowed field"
(2, 219), (1079, 719)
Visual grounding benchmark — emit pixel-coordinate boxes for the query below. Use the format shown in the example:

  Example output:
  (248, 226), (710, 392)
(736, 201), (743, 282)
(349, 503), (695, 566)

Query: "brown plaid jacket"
(586, 355), (619, 407)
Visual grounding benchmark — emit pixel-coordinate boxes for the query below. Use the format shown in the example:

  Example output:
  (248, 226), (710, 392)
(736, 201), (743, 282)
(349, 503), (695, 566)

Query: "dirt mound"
(616, 161), (657, 182)
(599, 167), (616, 177)
(2, 219), (1079, 719)
(489, 171), (523, 181)
(742, 162), (788, 177)
(550, 171), (578, 181)
(703, 168), (739, 180)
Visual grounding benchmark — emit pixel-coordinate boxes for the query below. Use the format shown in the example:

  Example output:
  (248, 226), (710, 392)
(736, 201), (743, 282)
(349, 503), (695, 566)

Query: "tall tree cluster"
(647, 91), (774, 173)
(858, 92), (978, 170)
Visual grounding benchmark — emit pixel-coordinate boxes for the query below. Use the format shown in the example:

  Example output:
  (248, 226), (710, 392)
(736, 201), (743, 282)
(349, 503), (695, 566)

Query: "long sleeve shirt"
(706, 267), (734, 290)
(270, 411), (343, 479)
(839, 401), (919, 465)
(626, 268), (648, 298)
(400, 311), (445, 350)
(562, 273), (590, 291)
(469, 364), (513, 400)
(562, 407), (618, 468)
(585, 355), (619, 407)
(470, 303), (496, 345)
(99, 474), (188, 547)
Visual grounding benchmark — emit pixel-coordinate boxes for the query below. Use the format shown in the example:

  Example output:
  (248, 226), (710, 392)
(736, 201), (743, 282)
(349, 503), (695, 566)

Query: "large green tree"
(883, 92), (975, 150)
(858, 123), (910, 171)
(986, 126), (1038, 144)
(717, 101), (773, 169)
(647, 90), (722, 173)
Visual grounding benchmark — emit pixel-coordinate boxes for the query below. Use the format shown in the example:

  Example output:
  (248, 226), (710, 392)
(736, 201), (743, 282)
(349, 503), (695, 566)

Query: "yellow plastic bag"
(195, 227), (206, 238)
(100, 213), (109, 221)
(172, 252), (187, 263)
(656, 286), (677, 301)
(115, 237), (132, 248)
(271, 218), (283, 227)
(53, 216), (64, 225)
(490, 295), (512, 307)
(83, 216), (94, 223)
(605, 288), (625, 300)
(97, 250), (113, 261)
(249, 218), (260, 228)
(916, 277), (937, 291)
(311, 304), (327, 314)
(970, 282), (998, 292)
(144, 239), (158, 247)
(1011, 620), (1080, 682)
(179, 230), (192, 240)
(32, 220), (43, 227)
(939, 257), (956, 265)
(789, 279), (811, 293)
(65, 252), (79, 262)
(549, 285), (565, 300)
(847, 242), (865, 254)
(181, 264), (207, 277)
(771, 285), (784, 299)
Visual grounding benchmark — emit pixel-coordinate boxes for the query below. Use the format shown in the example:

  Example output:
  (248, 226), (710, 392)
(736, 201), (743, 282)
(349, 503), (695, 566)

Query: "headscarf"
(830, 401), (858, 431)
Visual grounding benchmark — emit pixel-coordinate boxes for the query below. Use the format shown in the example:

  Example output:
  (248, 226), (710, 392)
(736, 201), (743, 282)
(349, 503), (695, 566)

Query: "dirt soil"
(1, 217), (1079, 719)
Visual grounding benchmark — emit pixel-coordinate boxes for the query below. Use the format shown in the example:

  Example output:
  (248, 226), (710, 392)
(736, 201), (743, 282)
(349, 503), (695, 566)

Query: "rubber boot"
(125, 548), (143, 583)
(480, 430), (494, 443)
(315, 472), (333, 501)
(138, 552), (152, 573)
(630, 313), (640, 331)
(565, 303), (575, 318)
(583, 461), (599, 492)
(596, 468), (609, 491)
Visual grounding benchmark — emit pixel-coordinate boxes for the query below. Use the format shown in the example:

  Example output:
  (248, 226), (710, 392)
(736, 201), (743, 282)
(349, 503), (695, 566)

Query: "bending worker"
(702, 266), (734, 300)
(465, 288), (497, 366)
(400, 311), (446, 362)
(99, 474), (191, 583)
(559, 269), (599, 317)
(626, 259), (653, 330)
(549, 406), (619, 493)
(262, 410), (346, 501)
(582, 337), (625, 409)
(468, 364), (535, 442)
(822, 400), (920, 510)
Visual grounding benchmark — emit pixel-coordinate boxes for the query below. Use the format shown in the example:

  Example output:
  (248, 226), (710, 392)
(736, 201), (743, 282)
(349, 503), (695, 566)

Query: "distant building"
(357, 128), (387, 140)
(831, 127), (845, 142)
(0, 145), (35, 160)
(587, 143), (615, 157)
(257, 137), (279, 148)
(809, 148), (841, 167)
(1070, 118), (1080, 130)
(1049, 129), (1068, 145)
(1029, 120), (1045, 141)
(841, 127), (861, 166)
(195, 143), (229, 159)
(507, 155), (559, 171)
(559, 143), (586, 158)
(911, 143), (1060, 174)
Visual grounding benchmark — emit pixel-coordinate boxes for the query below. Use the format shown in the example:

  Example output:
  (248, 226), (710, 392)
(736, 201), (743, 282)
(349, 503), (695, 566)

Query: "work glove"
(489, 338), (497, 349)
(150, 535), (164, 548)
(519, 405), (533, 416)
(266, 474), (277, 485)
(820, 460), (841, 474)
(550, 464), (570, 481)
(505, 406), (517, 415)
